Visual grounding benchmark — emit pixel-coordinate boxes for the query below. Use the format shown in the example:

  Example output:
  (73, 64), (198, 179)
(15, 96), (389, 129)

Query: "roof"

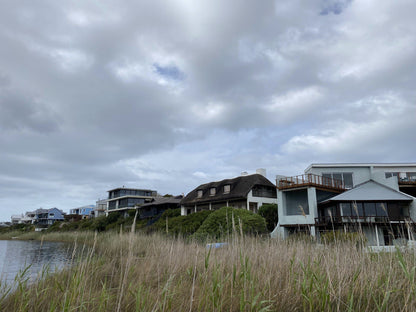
(107, 187), (155, 192)
(181, 174), (275, 205)
(305, 162), (416, 172)
(321, 180), (414, 203)
(139, 195), (183, 208)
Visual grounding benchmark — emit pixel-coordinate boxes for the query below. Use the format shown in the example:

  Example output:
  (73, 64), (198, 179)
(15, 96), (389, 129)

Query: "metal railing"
(277, 173), (345, 190)
(315, 215), (412, 225)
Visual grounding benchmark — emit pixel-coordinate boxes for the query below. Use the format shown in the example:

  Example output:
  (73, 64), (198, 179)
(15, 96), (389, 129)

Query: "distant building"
(107, 187), (157, 214)
(21, 211), (36, 224)
(181, 169), (277, 215)
(34, 208), (65, 227)
(94, 199), (107, 218)
(11, 214), (23, 224)
(137, 195), (183, 219)
(69, 205), (95, 219)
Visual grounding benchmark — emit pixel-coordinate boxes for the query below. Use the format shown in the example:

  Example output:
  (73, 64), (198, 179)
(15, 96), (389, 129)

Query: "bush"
(258, 204), (278, 232)
(161, 208), (181, 219)
(151, 210), (212, 236)
(193, 207), (267, 240)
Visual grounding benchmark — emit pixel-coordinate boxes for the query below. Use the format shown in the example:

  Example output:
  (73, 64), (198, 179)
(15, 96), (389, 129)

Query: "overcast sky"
(1, 0), (415, 220)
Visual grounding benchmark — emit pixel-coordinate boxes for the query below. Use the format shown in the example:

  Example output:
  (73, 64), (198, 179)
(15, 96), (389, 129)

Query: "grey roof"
(181, 174), (276, 205)
(305, 162), (416, 172)
(324, 180), (414, 202)
(107, 187), (155, 192)
(139, 195), (183, 208)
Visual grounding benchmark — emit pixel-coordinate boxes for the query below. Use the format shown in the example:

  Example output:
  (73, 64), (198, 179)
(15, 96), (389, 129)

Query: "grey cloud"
(0, 0), (416, 218)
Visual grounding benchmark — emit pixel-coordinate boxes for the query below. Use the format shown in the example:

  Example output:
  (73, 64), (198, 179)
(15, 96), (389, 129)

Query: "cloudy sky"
(1, 0), (415, 220)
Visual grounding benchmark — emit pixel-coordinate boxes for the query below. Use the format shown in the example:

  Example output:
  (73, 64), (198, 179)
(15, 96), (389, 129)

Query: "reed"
(1, 232), (416, 311)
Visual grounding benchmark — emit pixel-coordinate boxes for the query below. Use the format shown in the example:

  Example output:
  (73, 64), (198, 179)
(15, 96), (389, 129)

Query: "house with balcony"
(181, 169), (277, 216)
(106, 187), (157, 215)
(34, 208), (65, 227)
(94, 199), (107, 218)
(69, 205), (95, 219)
(137, 195), (183, 219)
(272, 163), (416, 248)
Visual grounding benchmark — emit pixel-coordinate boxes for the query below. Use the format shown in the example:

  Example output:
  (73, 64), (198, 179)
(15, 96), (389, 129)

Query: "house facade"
(106, 187), (157, 214)
(34, 208), (65, 227)
(69, 205), (95, 218)
(94, 199), (107, 218)
(273, 163), (416, 247)
(137, 195), (183, 219)
(181, 170), (277, 216)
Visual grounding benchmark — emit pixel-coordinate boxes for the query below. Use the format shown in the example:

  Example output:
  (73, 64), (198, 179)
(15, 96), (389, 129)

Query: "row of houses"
(11, 208), (65, 227)
(9, 163), (416, 249)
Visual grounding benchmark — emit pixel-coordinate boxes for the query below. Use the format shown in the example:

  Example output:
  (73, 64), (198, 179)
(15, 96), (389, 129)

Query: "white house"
(272, 163), (416, 247)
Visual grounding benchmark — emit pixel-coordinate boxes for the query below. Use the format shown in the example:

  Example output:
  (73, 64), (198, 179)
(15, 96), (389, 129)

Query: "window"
(322, 172), (353, 188)
(407, 172), (416, 181)
(364, 203), (376, 216)
(210, 187), (216, 196)
(223, 184), (231, 194)
(108, 201), (116, 210)
(385, 172), (399, 179)
(341, 203), (352, 216)
(197, 190), (203, 198)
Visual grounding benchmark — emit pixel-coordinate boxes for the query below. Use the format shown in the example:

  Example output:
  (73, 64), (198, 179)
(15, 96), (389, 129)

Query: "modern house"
(34, 208), (65, 227)
(11, 214), (23, 224)
(94, 199), (107, 218)
(181, 169), (277, 216)
(106, 187), (157, 215)
(11, 211), (37, 225)
(21, 211), (36, 224)
(137, 195), (183, 219)
(273, 163), (416, 248)
(69, 205), (95, 218)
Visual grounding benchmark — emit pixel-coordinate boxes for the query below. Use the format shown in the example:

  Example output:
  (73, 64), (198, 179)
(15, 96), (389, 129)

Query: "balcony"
(399, 176), (416, 185)
(315, 215), (412, 226)
(277, 174), (345, 192)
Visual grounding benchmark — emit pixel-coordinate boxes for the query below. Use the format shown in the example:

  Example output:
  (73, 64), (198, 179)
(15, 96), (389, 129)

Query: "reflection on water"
(0, 240), (75, 287)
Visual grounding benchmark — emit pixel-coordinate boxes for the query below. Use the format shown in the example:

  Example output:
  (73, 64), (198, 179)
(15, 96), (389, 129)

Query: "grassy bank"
(2, 231), (416, 311)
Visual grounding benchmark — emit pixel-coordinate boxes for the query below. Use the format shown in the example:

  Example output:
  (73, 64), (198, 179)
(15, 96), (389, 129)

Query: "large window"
(252, 186), (277, 198)
(108, 201), (116, 210)
(341, 202), (389, 217)
(322, 173), (353, 188)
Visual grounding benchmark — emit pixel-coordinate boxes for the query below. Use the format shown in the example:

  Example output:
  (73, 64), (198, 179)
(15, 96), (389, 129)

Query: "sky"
(1, 0), (415, 220)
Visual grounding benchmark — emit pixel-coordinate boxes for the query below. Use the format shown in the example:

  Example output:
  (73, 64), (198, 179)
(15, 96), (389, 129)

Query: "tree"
(258, 204), (278, 232)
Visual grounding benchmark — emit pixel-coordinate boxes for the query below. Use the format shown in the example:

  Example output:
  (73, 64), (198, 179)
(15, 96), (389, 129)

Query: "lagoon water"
(0, 240), (74, 288)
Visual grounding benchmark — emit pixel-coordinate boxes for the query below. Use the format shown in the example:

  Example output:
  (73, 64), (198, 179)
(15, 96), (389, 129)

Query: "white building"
(273, 163), (416, 247)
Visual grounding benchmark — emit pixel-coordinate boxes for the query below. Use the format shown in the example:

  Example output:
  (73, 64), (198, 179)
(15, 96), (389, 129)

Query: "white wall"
(246, 190), (277, 212)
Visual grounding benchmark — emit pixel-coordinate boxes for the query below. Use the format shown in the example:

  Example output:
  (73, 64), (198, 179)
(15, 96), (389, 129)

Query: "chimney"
(256, 168), (267, 177)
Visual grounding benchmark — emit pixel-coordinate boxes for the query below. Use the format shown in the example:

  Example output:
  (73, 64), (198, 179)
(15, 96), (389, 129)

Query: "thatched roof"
(181, 174), (275, 205)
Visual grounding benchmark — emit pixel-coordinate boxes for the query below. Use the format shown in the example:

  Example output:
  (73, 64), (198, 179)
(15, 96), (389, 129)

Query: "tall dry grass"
(1, 231), (416, 311)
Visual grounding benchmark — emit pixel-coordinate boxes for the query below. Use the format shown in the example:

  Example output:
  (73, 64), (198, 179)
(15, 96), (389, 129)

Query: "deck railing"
(315, 215), (411, 226)
(276, 173), (345, 191)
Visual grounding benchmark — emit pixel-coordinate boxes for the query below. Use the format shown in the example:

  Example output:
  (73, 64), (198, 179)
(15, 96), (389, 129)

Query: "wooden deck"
(276, 173), (345, 192)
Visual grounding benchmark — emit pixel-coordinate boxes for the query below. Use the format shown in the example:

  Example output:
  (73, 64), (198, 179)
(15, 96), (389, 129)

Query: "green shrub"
(161, 208), (181, 219)
(193, 207), (267, 240)
(258, 204), (278, 232)
(151, 210), (212, 236)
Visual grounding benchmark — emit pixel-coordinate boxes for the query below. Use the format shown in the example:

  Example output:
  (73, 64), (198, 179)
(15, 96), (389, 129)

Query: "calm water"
(0, 240), (74, 287)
